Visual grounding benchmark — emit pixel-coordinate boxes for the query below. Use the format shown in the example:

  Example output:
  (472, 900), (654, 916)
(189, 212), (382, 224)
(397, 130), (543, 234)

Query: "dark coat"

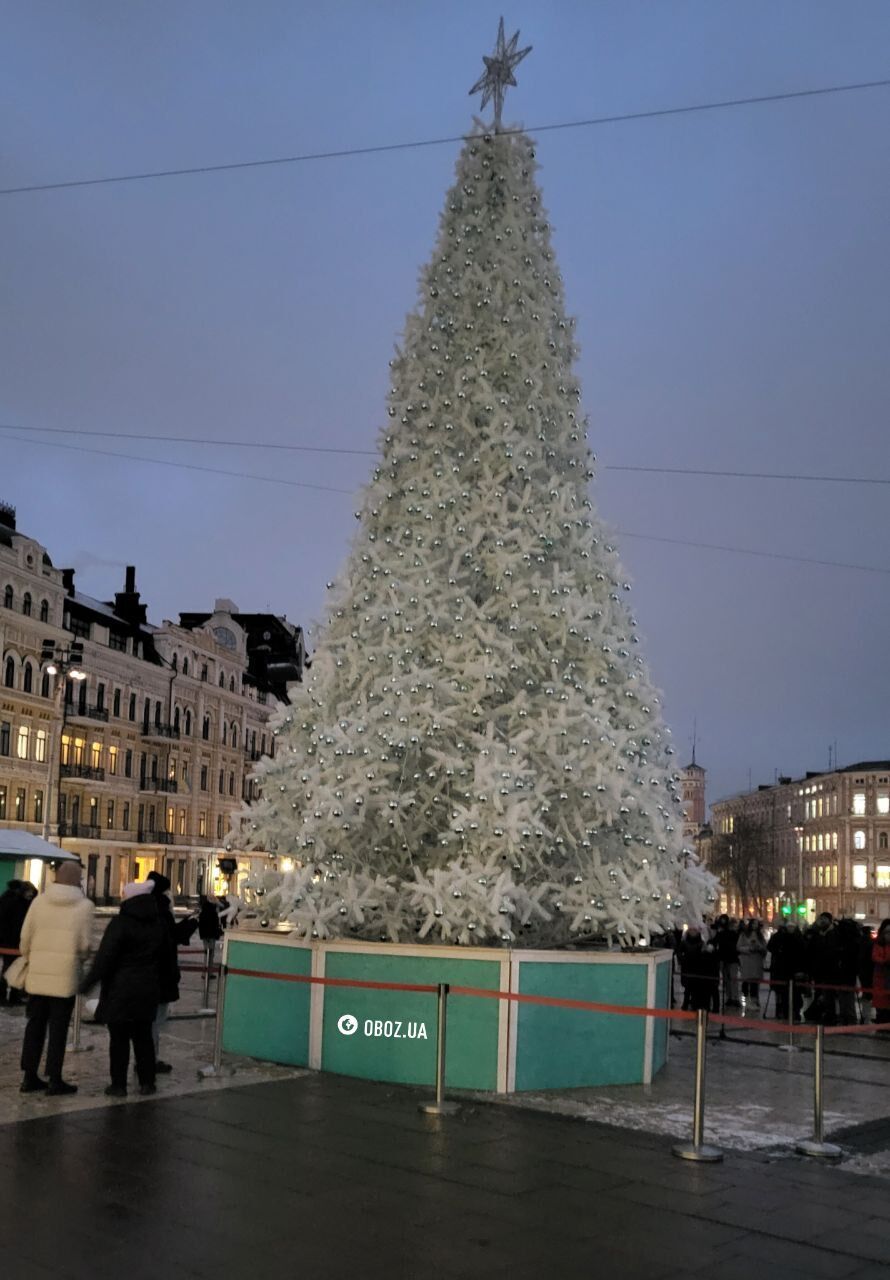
(767, 926), (805, 982)
(198, 897), (222, 942)
(712, 925), (739, 965)
(804, 924), (841, 985)
(154, 893), (181, 1005)
(678, 936), (719, 1011)
(0, 885), (29, 949)
(81, 895), (168, 1024)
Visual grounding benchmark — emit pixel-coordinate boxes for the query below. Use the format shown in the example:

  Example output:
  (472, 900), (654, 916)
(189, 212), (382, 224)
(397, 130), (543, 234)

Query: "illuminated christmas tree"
(238, 22), (715, 944)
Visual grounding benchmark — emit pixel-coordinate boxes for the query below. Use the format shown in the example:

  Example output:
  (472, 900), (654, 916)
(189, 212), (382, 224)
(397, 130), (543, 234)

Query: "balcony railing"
(137, 830), (175, 845)
(58, 822), (102, 840)
(245, 748), (263, 762)
(60, 763), (106, 782)
(141, 722), (180, 740)
(66, 704), (109, 723)
(138, 776), (178, 794)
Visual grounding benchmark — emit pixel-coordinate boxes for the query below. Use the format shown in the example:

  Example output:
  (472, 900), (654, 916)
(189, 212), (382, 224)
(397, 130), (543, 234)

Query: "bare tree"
(707, 818), (782, 917)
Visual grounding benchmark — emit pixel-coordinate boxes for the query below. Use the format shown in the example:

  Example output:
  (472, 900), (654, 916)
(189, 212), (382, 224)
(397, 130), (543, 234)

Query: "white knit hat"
(122, 881), (155, 900)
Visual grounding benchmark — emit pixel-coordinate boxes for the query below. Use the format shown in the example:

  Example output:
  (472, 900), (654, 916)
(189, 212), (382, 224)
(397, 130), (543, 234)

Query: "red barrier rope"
(226, 965), (439, 995)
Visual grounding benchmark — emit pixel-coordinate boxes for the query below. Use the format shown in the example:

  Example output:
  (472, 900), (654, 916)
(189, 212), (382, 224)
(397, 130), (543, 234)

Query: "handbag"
(4, 955), (28, 990)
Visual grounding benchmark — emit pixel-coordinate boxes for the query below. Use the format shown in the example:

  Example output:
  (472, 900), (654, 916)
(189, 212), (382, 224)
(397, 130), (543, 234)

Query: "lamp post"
(41, 638), (87, 848)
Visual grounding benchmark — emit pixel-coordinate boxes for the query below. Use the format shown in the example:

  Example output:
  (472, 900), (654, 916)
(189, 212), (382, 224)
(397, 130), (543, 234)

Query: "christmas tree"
(237, 22), (715, 945)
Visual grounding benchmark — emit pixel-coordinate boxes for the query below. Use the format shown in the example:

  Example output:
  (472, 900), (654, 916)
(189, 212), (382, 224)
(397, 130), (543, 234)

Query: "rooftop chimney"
(0, 502), (15, 531)
(62, 568), (76, 594)
(113, 564), (147, 626)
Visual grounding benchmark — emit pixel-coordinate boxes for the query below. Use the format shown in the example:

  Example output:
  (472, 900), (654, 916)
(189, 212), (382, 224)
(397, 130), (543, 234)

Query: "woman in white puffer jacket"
(18, 861), (94, 1095)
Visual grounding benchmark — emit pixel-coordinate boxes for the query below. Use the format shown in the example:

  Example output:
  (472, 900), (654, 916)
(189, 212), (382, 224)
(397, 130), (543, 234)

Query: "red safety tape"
(822, 1021), (890, 1037)
(711, 1012), (816, 1034)
(681, 971), (874, 995)
(0, 948), (21, 957)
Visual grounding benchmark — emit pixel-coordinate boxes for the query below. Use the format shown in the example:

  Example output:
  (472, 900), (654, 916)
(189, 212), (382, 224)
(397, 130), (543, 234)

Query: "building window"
(880, 832), (889, 850)
(22, 592), (32, 617)
(179, 809), (187, 836)
(877, 793), (890, 815)
(854, 830), (866, 850)
(184, 710), (192, 737)
(22, 661), (33, 694)
(106, 801), (114, 829)
(0, 785), (5, 818)
(222, 722), (227, 746)
(39, 599), (49, 623)
(89, 797), (99, 827)
(201, 664), (208, 683)
(200, 765), (208, 791)
(217, 814), (224, 839)
(3, 656), (14, 688)
(68, 616), (90, 641)
(154, 700), (162, 728)
(228, 772), (234, 796)
(181, 762), (189, 786)
(15, 788), (26, 821)
(113, 688), (121, 718)
(165, 806), (174, 834)
(3, 585), (12, 609)
(122, 803), (130, 831)
(96, 683), (105, 712)
(229, 677), (235, 693)
(202, 716), (210, 741)
(852, 792), (866, 816)
(33, 789), (43, 824)
(124, 748), (132, 779)
(16, 726), (29, 759)
(852, 864), (868, 889)
(173, 707), (181, 734)
(231, 724), (238, 748)
(91, 741), (102, 770)
(109, 630), (127, 652)
(128, 693), (137, 721)
(41, 670), (51, 698)
(876, 865), (890, 889)
(198, 811), (206, 837)
(218, 769), (224, 795)
(142, 699), (150, 732)
(219, 671), (225, 688)
(108, 745), (118, 776)
(0, 722), (10, 756)
(35, 729), (47, 763)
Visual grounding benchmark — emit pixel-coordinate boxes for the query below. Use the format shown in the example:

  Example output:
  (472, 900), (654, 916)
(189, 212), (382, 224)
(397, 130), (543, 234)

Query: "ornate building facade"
(0, 503), (304, 901)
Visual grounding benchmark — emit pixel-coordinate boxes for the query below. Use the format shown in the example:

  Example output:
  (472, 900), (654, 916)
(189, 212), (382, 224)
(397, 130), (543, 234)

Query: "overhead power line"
(2, 78), (888, 197)
(2, 423), (887, 487)
(7, 431), (887, 577)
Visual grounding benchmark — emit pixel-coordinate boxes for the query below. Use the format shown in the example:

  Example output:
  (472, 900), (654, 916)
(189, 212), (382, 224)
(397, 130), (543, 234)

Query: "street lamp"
(40, 638), (87, 847)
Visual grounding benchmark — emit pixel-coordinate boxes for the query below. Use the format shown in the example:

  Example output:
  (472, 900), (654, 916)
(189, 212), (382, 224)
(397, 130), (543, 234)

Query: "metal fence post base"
(66, 995), (94, 1053)
(198, 961), (233, 1080)
(419, 1100), (460, 1116)
(672, 1140), (724, 1163)
(796, 1137), (842, 1161)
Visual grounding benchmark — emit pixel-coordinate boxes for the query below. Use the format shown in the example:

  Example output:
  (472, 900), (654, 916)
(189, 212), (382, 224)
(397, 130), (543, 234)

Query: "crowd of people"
(673, 912), (890, 1026)
(2, 867), (233, 1098)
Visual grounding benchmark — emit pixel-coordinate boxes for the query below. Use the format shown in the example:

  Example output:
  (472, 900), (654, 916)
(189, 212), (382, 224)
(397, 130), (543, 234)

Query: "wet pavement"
(1, 1070), (889, 1280)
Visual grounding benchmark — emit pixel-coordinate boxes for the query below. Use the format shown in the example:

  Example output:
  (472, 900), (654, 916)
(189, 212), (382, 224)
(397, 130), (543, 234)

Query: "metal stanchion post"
(672, 1010), (723, 1162)
(718, 968), (727, 1042)
(797, 1024), (842, 1160)
(777, 978), (800, 1054)
(198, 962), (233, 1079)
(66, 993), (93, 1054)
(198, 941), (216, 1015)
(419, 983), (459, 1116)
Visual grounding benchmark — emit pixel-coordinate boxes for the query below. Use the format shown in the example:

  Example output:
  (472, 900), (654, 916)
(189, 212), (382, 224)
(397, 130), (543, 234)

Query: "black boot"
(45, 1079), (78, 1096)
(20, 1074), (48, 1093)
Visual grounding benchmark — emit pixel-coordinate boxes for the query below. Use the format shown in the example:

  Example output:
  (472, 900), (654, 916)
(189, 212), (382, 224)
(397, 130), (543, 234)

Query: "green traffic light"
(796, 903), (807, 916)
(780, 904), (792, 917)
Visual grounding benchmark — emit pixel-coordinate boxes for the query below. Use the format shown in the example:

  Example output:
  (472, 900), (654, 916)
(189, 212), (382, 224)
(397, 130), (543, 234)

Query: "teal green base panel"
(652, 958), (671, 1072)
(0, 861), (24, 893)
(515, 962), (648, 1090)
(223, 939), (311, 1067)
(322, 951), (500, 1089)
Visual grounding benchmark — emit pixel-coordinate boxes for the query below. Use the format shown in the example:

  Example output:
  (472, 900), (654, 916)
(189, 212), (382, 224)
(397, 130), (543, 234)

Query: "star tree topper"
(469, 17), (532, 131)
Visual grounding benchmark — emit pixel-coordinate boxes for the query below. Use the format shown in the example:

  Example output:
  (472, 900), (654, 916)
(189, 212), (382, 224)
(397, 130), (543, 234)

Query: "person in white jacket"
(19, 861), (94, 1095)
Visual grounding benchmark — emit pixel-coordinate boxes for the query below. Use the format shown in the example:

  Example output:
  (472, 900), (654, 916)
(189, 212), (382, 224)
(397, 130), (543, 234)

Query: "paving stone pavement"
(0, 1070), (889, 1280)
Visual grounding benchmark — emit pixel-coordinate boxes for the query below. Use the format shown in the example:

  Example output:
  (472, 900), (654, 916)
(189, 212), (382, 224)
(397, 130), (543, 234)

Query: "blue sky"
(2, 0), (889, 805)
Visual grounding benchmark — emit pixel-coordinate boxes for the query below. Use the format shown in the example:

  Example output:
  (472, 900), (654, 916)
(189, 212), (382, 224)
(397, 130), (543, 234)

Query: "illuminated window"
(15, 788), (25, 821)
(73, 737), (84, 766)
(817, 865), (825, 887)
(166, 806), (174, 834)
(198, 811), (206, 837)
(817, 797), (823, 818)
(832, 793), (838, 814)
(91, 741), (102, 769)
(832, 831), (838, 850)
(817, 833), (824, 851)
(877, 794), (889, 815)
(178, 809), (187, 836)
(831, 864), (838, 887)
(852, 864), (868, 889)
(16, 726), (29, 759)
(876, 866), (890, 889)
(108, 746), (118, 776)
(33, 790), (43, 823)
(854, 830), (866, 850)
(852, 792), (866, 815)
(35, 729), (47, 763)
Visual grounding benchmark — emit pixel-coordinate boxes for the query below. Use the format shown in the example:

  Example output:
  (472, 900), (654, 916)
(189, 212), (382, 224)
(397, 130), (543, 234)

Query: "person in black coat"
(767, 922), (805, 1020)
(146, 871), (181, 1074)
(0, 880), (37, 1005)
(81, 882), (168, 1097)
(677, 928), (719, 1012)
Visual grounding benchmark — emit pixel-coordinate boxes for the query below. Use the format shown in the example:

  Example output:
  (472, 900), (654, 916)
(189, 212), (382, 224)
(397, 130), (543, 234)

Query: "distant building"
(0, 502), (304, 901)
(709, 762), (890, 923)
(679, 758), (706, 846)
